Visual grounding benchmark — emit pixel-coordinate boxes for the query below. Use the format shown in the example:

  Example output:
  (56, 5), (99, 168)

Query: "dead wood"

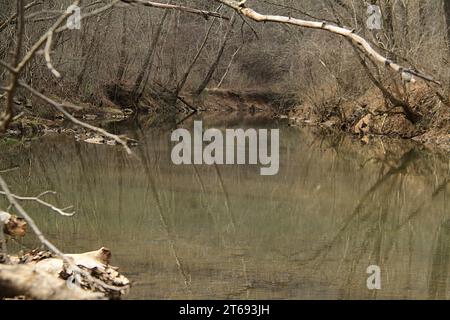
(0, 264), (103, 300)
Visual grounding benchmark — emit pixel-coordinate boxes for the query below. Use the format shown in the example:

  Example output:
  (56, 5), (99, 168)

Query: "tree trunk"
(383, 0), (396, 60)
(176, 17), (216, 95)
(76, 16), (103, 92)
(444, 0), (450, 51)
(132, 10), (169, 100)
(195, 13), (236, 96)
(115, 11), (128, 85)
(168, 11), (180, 88)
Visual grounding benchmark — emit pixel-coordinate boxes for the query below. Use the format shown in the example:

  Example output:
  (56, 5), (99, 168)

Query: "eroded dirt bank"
(1, 84), (449, 152)
(193, 86), (449, 152)
(287, 84), (450, 152)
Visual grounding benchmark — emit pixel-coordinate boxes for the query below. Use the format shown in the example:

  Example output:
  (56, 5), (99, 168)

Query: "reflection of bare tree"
(428, 219), (450, 300)
(307, 148), (419, 264)
(295, 141), (449, 298)
(137, 128), (192, 294)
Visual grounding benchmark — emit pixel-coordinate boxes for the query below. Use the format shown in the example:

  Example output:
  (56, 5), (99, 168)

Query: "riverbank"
(1, 85), (449, 152)
(287, 83), (450, 152)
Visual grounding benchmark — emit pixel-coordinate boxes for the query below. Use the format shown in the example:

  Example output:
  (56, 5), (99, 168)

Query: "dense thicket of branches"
(0, 0), (449, 115)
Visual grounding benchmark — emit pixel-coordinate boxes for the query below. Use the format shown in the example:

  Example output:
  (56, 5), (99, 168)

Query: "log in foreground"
(0, 264), (103, 300)
(0, 247), (130, 300)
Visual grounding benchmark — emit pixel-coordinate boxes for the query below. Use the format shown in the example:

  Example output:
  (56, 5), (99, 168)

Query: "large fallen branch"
(0, 0), (42, 33)
(217, 0), (441, 85)
(0, 264), (103, 300)
(0, 175), (128, 297)
(0, 209), (130, 299)
(0, 0), (135, 154)
(0, 190), (74, 217)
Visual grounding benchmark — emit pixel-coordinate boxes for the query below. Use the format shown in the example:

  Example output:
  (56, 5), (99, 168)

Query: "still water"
(0, 115), (449, 299)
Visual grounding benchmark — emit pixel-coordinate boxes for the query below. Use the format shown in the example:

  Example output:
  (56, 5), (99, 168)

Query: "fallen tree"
(0, 217), (130, 300)
(0, 247), (130, 300)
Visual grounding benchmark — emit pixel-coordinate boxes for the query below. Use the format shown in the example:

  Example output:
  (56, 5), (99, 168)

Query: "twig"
(216, 0), (441, 85)
(15, 1), (80, 74)
(55, 0), (120, 34)
(217, 45), (242, 88)
(0, 190), (75, 217)
(176, 96), (197, 113)
(44, 31), (61, 78)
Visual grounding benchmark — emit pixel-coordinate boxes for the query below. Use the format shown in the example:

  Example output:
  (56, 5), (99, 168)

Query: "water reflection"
(0, 115), (448, 299)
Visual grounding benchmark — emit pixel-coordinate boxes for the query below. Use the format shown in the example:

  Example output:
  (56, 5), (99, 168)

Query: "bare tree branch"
(217, 44), (242, 88)
(0, 190), (75, 217)
(0, 175), (127, 294)
(0, 0), (25, 132)
(0, 60), (17, 74)
(122, 0), (230, 20)
(0, 1), (80, 132)
(44, 31), (61, 78)
(216, 0), (441, 85)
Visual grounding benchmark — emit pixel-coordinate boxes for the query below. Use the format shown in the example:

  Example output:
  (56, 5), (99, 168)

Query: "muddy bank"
(1, 85), (449, 152)
(287, 83), (450, 152)
(182, 86), (449, 152)
(182, 88), (298, 114)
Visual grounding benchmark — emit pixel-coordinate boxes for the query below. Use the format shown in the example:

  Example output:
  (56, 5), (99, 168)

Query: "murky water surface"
(1, 115), (449, 299)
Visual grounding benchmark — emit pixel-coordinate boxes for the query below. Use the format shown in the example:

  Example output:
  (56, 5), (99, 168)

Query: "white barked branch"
(216, 0), (440, 85)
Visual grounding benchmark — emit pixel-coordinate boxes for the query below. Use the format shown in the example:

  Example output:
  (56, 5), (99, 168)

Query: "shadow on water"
(0, 113), (448, 299)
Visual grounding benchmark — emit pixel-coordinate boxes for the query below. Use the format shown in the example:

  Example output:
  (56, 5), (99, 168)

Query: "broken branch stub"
(0, 264), (104, 300)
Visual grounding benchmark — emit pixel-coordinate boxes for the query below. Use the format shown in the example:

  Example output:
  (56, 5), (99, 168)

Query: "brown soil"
(182, 88), (298, 114)
(289, 83), (450, 152)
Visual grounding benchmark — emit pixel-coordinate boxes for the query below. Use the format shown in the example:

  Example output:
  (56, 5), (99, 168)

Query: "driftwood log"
(217, 0), (440, 85)
(0, 264), (103, 300)
(0, 247), (130, 300)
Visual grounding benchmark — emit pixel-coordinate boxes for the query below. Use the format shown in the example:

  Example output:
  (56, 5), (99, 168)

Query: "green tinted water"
(0, 116), (449, 299)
